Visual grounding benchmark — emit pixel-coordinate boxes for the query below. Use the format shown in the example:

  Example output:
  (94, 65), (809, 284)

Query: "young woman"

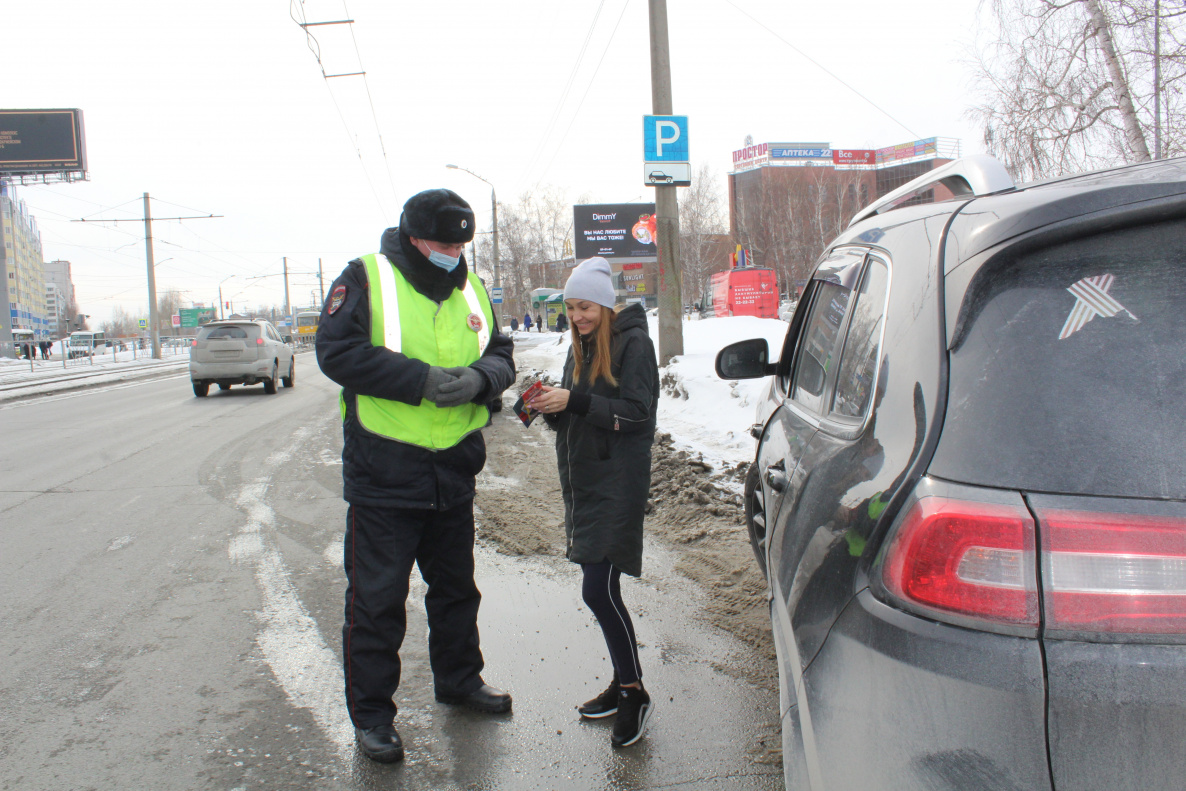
(528, 257), (660, 748)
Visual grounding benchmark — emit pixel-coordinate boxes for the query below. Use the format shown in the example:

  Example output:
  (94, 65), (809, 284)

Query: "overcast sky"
(5, 0), (985, 326)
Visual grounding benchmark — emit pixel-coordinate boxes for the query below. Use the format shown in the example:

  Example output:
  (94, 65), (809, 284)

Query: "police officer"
(316, 188), (516, 764)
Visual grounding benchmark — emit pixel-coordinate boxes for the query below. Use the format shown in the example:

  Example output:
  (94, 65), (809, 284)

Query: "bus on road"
(295, 311), (319, 345)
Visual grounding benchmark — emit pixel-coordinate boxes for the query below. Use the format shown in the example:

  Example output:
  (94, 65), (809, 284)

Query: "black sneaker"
(611, 685), (653, 748)
(577, 676), (620, 719)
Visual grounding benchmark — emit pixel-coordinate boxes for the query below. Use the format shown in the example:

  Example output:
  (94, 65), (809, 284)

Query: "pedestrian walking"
(316, 188), (516, 765)
(535, 313), (543, 332)
(523, 312), (532, 332)
(527, 256), (659, 748)
(510, 316), (519, 332)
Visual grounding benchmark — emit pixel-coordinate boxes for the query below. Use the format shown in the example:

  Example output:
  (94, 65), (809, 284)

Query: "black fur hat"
(399, 188), (476, 244)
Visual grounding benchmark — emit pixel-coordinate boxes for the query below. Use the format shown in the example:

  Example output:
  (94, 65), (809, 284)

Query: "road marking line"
(229, 427), (353, 759)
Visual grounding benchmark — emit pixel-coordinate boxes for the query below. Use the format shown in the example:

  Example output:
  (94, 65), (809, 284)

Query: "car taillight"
(882, 496), (1039, 629)
(256, 338), (264, 345)
(190, 340), (197, 347)
(1034, 507), (1186, 634)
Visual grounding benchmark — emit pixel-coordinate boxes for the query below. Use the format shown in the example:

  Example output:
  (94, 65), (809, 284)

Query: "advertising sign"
(179, 307), (216, 328)
(732, 142), (769, 170)
(573, 203), (657, 260)
(833, 149), (876, 166)
(643, 115), (689, 162)
(0, 109), (87, 175)
(769, 143), (831, 159)
(875, 137), (937, 164)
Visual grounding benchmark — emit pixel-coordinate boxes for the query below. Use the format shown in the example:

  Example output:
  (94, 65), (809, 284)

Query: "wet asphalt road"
(0, 355), (780, 790)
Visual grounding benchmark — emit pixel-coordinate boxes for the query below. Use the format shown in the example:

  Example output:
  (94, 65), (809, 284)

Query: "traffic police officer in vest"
(315, 188), (516, 764)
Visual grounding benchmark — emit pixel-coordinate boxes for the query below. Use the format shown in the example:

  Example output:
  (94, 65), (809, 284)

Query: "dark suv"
(717, 155), (1186, 790)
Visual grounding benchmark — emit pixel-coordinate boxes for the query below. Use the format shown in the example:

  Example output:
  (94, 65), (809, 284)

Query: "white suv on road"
(189, 320), (294, 397)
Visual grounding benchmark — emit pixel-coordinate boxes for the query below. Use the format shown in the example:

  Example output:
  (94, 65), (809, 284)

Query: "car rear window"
(200, 325), (252, 340)
(931, 218), (1186, 499)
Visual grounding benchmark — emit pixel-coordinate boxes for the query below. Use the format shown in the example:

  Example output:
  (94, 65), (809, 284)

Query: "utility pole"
(142, 193), (160, 360)
(649, 0), (683, 365)
(318, 258), (325, 305)
(283, 257), (291, 326)
(491, 190), (501, 330)
(73, 198), (221, 359)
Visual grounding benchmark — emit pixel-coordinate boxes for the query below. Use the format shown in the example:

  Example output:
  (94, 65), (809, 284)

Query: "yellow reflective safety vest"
(346, 253), (495, 450)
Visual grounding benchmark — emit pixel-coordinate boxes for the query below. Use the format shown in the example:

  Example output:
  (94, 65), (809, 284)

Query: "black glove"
(435, 366), (485, 408)
(421, 366), (458, 404)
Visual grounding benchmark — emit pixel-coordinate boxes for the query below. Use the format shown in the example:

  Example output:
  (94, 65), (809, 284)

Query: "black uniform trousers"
(343, 501), (485, 729)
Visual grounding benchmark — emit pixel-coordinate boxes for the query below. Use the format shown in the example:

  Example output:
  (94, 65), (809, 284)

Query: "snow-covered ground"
(510, 313), (788, 472)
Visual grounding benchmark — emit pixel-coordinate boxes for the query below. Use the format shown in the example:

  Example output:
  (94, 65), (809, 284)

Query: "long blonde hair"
(570, 305), (618, 386)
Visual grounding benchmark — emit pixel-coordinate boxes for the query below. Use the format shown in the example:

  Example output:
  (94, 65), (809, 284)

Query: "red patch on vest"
(328, 284), (347, 315)
(466, 313), (483, 332)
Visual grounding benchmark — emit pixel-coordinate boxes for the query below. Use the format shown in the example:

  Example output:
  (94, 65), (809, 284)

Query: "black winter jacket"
(544, 303), (659, 576)
(316, 228), (516, 509)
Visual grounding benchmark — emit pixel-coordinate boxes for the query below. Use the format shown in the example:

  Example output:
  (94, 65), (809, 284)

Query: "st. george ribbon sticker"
(1058, 274), (1138, 340)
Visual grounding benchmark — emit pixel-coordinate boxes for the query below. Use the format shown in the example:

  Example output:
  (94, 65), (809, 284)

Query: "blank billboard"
(0, 109), (87, 175)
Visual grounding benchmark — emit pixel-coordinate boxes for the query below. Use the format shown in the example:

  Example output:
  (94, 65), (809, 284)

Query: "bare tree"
(489, 186), (576, 315)
(678, 163), (728, 304)
(157, 288), (185, 334)
(63, 295), (82, 334)
(101, 306), (139, 338)
(970, 0), (1186, 180)
(733, 166), (873, 298)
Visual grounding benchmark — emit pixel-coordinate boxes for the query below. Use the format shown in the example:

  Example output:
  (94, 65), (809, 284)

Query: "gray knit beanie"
(564, 257), (616, 308)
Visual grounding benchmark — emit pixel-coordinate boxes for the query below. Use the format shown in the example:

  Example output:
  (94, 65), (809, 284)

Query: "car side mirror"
(716, 338), (775, 379)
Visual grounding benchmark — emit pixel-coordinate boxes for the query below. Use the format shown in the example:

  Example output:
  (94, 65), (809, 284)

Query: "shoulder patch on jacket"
(328, 284), (347, 315)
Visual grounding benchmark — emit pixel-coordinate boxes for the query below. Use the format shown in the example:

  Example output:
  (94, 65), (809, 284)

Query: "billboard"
(731, 142), (769, 170)
(769, 143), (831, 160)
(875, 137), (937, 165)
(833, 149), (876, 166)
(179, 307), (216, 328)
(0, 109), (87, 175)
(574, 203), (657, 260)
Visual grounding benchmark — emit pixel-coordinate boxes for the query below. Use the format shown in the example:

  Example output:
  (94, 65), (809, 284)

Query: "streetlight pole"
(446, 164), (501, 330)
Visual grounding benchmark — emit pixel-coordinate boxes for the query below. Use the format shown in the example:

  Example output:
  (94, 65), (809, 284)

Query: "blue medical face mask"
(424, 245), (460, 272)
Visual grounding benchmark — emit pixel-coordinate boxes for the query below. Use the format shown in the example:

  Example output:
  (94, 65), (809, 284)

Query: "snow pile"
(512, 315), (788, 471)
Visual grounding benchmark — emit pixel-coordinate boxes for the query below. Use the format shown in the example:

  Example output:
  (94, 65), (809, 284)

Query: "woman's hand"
(529, 385), (570, 414)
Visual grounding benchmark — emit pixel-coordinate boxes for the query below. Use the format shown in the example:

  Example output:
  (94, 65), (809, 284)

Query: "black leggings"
(581, 562), (642, 686)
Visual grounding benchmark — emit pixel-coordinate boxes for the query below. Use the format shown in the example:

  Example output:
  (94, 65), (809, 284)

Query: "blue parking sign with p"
(643, 115), (688, 162)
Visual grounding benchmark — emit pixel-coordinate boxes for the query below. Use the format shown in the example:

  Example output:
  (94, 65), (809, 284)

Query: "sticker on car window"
(1058, 274), (1138, 340)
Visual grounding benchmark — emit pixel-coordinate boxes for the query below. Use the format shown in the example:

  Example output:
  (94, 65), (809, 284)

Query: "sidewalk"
(0, 352), (191, 401)
(0, 346), (320, 402)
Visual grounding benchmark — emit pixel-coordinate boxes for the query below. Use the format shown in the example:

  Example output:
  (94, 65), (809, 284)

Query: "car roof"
(944, 156), (1186, 270)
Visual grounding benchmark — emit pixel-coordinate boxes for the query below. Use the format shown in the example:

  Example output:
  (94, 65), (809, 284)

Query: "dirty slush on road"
(474, 371), (776, 690)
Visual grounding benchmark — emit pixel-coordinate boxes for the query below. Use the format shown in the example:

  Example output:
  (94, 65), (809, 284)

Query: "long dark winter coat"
(545, 303), (659, 577)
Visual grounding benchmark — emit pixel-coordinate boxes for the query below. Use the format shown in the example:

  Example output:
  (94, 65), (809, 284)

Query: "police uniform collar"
(379, 227), (468, 302)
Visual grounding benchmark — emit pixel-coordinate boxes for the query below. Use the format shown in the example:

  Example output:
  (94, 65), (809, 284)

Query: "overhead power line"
(523, 0), (609, 183)
(539, 0), (633, 182)
(289, 0), (399, 218)
(723, 0), (918, 139)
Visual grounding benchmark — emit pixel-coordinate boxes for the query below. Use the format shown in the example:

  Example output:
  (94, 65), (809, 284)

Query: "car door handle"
(765, 464), (788, 493)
